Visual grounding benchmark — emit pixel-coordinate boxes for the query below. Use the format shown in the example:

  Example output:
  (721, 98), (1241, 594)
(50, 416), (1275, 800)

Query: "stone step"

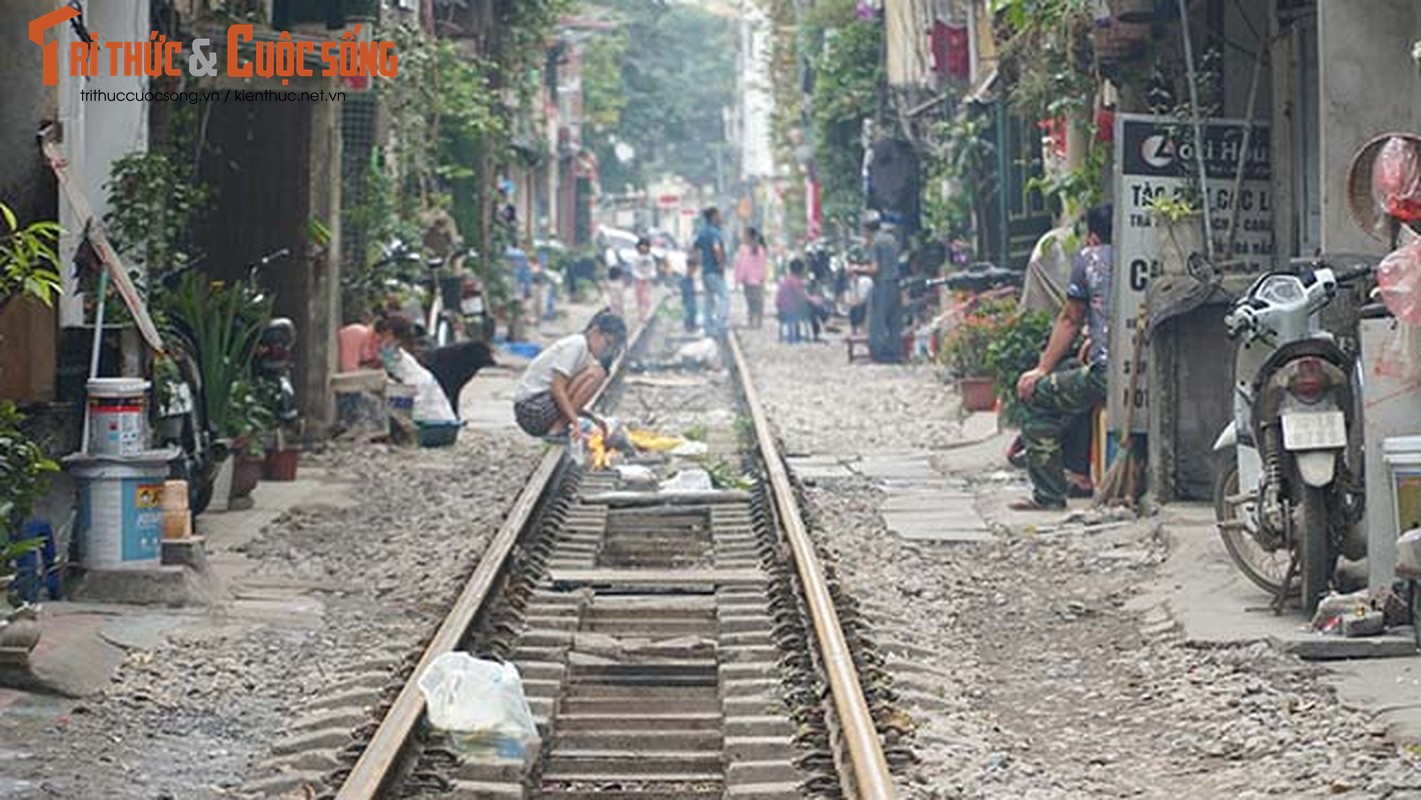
(556, 712), (722, 731)
(554, 729), (722, 751)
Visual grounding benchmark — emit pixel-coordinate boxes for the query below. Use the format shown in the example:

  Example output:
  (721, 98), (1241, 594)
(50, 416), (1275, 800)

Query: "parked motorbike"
(154, 247), (292, 516)
(154, 341), (223, 516)
(255, 318), (298, 425)
(1212, 254), (1376, 615)
(376, 240), (475, 348)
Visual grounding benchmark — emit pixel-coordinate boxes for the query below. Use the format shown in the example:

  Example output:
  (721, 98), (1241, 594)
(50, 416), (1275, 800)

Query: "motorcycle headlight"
(1255, 274), (1306, 305)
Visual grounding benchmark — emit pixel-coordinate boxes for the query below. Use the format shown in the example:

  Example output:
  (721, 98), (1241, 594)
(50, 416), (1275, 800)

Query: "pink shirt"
(734, 246), (768, 287)
(339, 324), (380, 372)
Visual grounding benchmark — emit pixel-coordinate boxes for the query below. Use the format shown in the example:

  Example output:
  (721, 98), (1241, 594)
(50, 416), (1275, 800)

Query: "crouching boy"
(513, 311), (628, 440)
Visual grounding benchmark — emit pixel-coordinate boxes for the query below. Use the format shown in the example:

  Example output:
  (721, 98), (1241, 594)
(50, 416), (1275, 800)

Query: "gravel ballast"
(739, 324), (1421, 799)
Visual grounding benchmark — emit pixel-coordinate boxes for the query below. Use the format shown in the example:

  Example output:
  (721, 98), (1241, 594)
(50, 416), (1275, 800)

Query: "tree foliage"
(809, 8), (883, 225)
(580, 0), (735, 193)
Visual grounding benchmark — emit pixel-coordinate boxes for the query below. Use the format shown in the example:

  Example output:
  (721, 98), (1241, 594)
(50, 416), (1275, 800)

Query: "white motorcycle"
(1212, 255), (1375, 615)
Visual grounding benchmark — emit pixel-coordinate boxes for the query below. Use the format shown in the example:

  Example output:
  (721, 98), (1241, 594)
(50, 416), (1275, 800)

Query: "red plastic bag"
(1377, 239), (1421, 325)
(1372, 137), (1421, 223)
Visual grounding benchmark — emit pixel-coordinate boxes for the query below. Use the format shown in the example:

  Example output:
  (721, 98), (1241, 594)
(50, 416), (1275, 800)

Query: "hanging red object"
(930, 21), (970, 81)
(1039, 116), (1068, 159)
(1096, 108), (1116, 142)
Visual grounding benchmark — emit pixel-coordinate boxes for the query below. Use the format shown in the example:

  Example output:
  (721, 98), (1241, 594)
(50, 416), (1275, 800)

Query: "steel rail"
(335, 308), (658, 800)
(728, 331), (898, 800)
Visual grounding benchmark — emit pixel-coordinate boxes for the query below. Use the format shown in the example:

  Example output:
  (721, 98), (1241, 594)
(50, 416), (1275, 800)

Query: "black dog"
(418, 341), (498, 416)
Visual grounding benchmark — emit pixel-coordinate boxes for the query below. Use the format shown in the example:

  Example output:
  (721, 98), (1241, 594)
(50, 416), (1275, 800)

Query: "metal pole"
(81, 269), (110, 456)
(1224, 39), (1267, 261)
(1179, 0), (1215, 261)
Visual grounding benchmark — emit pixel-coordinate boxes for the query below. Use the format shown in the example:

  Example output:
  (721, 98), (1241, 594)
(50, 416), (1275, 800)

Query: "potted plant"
(227, 380), (274, 501)
(0, 402), (57, 641)
(942, 300), (1011, 412)
(1148, 193), (1205, 275)
(161, 273), (273, 511)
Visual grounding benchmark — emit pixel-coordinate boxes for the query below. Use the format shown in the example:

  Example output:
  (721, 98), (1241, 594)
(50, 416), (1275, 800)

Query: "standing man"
(1011, 205), (1113, 511)
(694, 207), (729, 336)
(861, 211), (902, 363)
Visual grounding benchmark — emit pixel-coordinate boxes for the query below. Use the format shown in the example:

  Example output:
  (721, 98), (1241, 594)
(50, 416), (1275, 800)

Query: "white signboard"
(1109, 114), (1273, 431)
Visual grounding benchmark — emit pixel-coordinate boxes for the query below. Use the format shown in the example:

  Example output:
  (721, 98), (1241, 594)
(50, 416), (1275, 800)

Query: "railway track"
(286, 311), (907, 799)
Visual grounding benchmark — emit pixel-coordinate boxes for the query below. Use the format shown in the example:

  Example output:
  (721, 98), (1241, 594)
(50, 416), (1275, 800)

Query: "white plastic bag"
(661, 468), (714, 493)
(417, 652), (537, 739)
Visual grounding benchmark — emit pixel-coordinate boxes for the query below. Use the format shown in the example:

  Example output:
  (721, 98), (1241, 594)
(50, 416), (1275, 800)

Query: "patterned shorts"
(514, 391), (562, 436)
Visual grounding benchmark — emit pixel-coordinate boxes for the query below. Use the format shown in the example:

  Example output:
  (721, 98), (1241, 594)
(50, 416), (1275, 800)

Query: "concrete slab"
(1138, 502), (1421, 744)
(880, 494), (976, 512)
(890, 525), (996, 543)
(98, 614), (183, 651)
(67, 565), (216, 608)
(961, 411), (1000, 443)
(0, 611), (123, 697)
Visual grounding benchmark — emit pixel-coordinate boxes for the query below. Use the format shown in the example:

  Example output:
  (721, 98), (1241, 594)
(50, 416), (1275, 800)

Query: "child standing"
(631, 238), (658, 323)
(734, 227), (768, 329)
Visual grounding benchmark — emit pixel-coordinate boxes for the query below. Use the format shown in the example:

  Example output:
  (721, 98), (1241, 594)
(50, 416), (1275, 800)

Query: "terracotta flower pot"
(958, 376), (999, 412)
(231, 454), (265, 500)
(264, 449), (299, 482)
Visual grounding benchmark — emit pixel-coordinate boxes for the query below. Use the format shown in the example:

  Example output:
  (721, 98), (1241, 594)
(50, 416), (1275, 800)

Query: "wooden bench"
(847, 334), (872, 363)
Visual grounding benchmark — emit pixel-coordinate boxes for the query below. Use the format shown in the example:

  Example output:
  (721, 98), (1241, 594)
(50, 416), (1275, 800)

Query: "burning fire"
(587, 432), (616, 470)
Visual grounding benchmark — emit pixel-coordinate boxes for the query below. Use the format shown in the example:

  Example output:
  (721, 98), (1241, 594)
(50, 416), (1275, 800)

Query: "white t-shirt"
(514, 334), (593, 402)
(852, 275), (874, 305)
(388, 349), (457, 422)
(631, 253), (658, 282)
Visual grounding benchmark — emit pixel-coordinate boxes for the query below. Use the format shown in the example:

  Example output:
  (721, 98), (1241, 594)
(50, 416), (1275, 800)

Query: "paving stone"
(270, 726), (352, 756)
(240, 770), (325, 797)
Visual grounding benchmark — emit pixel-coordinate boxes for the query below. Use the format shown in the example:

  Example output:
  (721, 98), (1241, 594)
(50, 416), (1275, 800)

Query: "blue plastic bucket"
(69, 458), (169, 569)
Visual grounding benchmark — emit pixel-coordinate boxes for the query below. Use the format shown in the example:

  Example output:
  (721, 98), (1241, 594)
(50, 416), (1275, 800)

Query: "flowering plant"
(941, 296), (1015, 378)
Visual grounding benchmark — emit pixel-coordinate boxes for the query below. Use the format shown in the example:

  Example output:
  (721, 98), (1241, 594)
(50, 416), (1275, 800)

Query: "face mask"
(379, 344), (400, 369)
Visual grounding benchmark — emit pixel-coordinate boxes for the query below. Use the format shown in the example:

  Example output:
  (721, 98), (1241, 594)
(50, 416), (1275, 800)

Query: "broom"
(1096, 302), (1150, 508)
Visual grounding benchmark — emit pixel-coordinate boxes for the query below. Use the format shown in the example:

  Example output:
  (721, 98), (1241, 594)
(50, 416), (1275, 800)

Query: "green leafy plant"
(1147, 192), (1201, 223)
(0, 204), (61, 311)
(941, 297), (1016, 378)
(227, 380), (276, 456)
(984, 309), (1055, 426)
(990, 0), (1097, 123)
(1025, 122), (1108, 217)
(924, 114), (996, 242)
(104, 152), (209, 298)
(683, 423), (708, 442)
(808, 4), (884, 222)
(0, 403), (58, 583)
(163, 273), (274, 442)
(698, 456), (753, 491)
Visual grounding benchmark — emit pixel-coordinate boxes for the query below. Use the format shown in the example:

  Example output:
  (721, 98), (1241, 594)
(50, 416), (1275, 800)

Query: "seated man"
(1011, 205), (1113, 510)
(776, 259), (813, 334)
(513, 310), (628, 440)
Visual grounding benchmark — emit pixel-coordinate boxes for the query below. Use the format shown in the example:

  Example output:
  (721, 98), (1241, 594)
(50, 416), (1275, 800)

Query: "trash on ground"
(676, 338), (721, 369)
(417, 652), (539, 760)
(1310, 588), (1405, 635)
(662, 468), (714, 493)
(670, 441), (709, 456)
(615, 464), (657, 489)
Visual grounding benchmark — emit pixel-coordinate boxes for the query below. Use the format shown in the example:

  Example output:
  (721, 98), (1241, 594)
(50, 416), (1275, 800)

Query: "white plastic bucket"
(69, 458), (168, 569)
(1383, 436), (1421, 535)
(87, 378), (151, 456)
